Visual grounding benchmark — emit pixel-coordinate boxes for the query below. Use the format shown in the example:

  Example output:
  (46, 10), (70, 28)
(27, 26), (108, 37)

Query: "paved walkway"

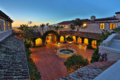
(30, 42), (94, 80)
(60, 61), (116, 80)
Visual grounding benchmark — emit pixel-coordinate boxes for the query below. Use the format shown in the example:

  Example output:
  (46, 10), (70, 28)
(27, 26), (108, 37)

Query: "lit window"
(0, 21), (1, 31)
(100, 23), (105, 29)
(109, 24), (116, 29)
(4, 21), (7, 30)
(64, 25), (66, 28)
(83, 23), (87, 27)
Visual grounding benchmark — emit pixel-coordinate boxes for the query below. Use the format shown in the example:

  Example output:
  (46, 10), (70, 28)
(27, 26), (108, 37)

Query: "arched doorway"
(91, 40), (97, 48)
(46, 33), (57, 43)
(84, 38), (88, 45)
(60, 36), (64, 42)
(73, 36), (76, 43)
(77, 37), (82, 44)
(35, 38), (42, 46)
(42, 30), (60, 45)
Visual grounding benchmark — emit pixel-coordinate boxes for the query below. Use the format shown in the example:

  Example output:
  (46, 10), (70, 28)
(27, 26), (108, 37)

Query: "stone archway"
(42, 30), (60, 45)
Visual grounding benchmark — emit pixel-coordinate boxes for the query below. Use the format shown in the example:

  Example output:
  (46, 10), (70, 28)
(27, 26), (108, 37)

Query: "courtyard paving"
(30, 42), (94, 80)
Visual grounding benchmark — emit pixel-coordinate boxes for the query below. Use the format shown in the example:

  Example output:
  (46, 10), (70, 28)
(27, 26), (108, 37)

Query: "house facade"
(32, 11), (120, 49)
(55, 12), (120, 49)
(0, 10), (13, 41)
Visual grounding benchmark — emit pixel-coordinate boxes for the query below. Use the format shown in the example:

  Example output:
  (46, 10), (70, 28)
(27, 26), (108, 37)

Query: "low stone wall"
(0, 29), (12, 42)
(99, 46), (120, 61)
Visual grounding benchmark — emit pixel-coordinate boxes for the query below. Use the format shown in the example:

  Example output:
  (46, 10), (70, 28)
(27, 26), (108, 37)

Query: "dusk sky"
(0, 0), (120, 27)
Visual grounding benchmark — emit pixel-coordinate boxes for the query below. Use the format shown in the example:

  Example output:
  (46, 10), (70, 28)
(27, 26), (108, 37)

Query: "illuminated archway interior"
(77, 37), (82, 44)
(91, 40), (97, 48)
(73, 36), (76, 42)
(46, 33), (57, 43)
(84, 38), (88, 45)
(36, 38), (42, 46)
(60, 36), (64, 42)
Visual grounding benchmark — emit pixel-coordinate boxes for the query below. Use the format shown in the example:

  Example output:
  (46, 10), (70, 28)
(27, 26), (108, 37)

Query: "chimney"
(115, 12), (120, 19)
(91, 16), (95, 21)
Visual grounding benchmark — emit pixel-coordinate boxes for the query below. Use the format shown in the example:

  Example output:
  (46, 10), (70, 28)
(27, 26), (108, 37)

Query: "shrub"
(66, 36), (73, 41)
(99, 52), (107, 61)
(64, 55), (89, 71)
(90, 48), (100, 63)
(25, 44), (41, 80)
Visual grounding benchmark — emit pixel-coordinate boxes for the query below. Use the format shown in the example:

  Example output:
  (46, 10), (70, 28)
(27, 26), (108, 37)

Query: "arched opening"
(42, 30), (60, 45)
(77, 37), (82, 44)
(60, 36), (64, 43)
(73, 36), (76, 42)
(84, 38), (88, 45)
(91, 40), (97, 48)
(35, 38), (42, 46)
(46, 33), (57, 43)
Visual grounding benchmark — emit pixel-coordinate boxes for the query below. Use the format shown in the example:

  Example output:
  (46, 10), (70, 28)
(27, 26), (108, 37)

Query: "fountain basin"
(57, 48), (76, 58)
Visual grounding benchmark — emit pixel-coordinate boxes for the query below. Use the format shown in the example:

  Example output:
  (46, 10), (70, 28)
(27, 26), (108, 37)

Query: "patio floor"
(30, 42), (94, 80)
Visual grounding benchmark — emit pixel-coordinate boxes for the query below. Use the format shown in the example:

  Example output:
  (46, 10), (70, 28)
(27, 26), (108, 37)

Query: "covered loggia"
(42, 30), (60, 45)
(84, 38), (88, 45)
(60, 36), (64, 43)
(91, 40), (97, 48)
(35, 38), (43, 46)
(77, 37), (82, 44)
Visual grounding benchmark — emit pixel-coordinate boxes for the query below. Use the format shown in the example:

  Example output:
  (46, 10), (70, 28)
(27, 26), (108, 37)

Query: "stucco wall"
(0, 30), (13, 42)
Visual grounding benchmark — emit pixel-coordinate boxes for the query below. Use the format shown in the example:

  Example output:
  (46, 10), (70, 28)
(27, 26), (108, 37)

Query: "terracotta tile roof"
(94, 17), (119, 21)
(58, 21), (72, 25)
(60, 31), (100, 39)
(0, 10), (13, 23)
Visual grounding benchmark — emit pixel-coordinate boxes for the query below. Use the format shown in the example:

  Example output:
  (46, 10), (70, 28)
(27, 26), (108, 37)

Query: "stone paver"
(60, 61), (116, 80)
(0, 35), (29, 80)
(30, 42), (94, 80)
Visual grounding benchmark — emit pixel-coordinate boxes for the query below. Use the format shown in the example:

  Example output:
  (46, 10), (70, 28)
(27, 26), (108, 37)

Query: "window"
(0, 21), (1, 31)
(109, 24), (116, 30)
(4, 21), (7, 30)
(100, 23), (105, 29)
(83, 23), (87, 27)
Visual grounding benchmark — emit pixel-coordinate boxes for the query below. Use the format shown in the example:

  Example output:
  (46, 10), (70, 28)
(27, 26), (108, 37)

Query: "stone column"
(1, 21), (4, 31)
(6, 21), (8, 30)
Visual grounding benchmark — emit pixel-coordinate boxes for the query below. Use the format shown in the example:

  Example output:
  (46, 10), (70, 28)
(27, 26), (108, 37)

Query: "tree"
(72, 18), (83, 29)
(113, 26), (120, 34)
(66, 36), (73, 41)
(20, 24), (37, 48)
(33, 25), (38, 28)
(70, 23), (75, 30)
(40, 24), (45, 32)
(90, 48), (100, 63)
(54, 26), (60, 31)
(98, 30), (111, 42)
(19, 24), (28, 30)
(64, 55), (89, 72)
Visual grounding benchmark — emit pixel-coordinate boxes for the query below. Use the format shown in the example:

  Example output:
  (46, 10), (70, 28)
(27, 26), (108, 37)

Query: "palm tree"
(33, 25), (38, 28)
(54, 26), (60, 31)
(70, 23), (75, 30)
(72, 18), (83, 30)
(46, 23), (49, 30)
(113, 26), (120, 34)
(40, 24), (45, 32)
